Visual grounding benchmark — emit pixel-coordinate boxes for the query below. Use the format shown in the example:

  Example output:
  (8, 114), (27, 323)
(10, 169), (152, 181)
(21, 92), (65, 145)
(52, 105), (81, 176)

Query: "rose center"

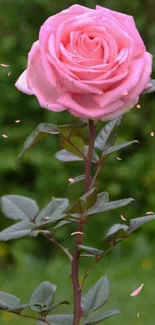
(70, 31), (104, 61)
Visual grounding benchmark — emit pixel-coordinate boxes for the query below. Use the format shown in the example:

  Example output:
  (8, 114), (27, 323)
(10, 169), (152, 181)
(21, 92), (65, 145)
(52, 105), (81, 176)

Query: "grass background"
(0, 244), (155, 325)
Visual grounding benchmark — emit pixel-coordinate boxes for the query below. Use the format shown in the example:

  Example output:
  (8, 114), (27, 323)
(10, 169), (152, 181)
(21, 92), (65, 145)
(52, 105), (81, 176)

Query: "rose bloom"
(15, 4), (152, 120)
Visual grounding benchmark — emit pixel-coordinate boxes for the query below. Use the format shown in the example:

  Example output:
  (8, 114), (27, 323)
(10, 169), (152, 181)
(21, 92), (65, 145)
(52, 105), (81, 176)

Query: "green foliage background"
(0, 0), (155, 324)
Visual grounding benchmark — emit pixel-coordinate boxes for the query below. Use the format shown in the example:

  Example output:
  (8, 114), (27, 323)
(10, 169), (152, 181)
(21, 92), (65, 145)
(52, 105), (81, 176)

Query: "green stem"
(72, 248), (82, 325)
(11, 311), (50, 325)
(72, 120), (96, 325)
(91, 162), (102, 188)
(43, 233), (73, 262)
(85, 120), (96, 192)
(80, 257), (101, 287)
(81, 240), (122, 287)
(91, 156), (107, 188)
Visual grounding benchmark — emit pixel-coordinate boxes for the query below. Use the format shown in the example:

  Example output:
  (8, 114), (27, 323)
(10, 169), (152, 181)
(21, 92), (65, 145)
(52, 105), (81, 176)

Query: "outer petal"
(99, 97), (139, 121)
(126, 52), (152, 99)
(15, 70), (33, 95)
(96, 5), (145, 56)
(57, 92), (123, 119)
(57, 92), (138, 120)
(93, 56), (147, 108)
(27, 43), (65, 112)
(39, 5), (92, 39)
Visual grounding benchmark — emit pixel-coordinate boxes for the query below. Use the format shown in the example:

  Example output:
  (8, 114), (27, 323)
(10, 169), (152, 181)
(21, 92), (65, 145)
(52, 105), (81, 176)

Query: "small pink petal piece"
(8, 71), (11, 76)
(136, 104), (141, 108)
(145, 83), (153, 90)
(15, 120), (21, 123)
(2, 134), (8, 138)
(150, 132), (154, 137)
(130, 283), (144, 297)
(0, 63), (9, 68)
(117, 157), (122, 161)
(44, 216), (49, 220)
(137, 312), (140, 317)
(146, 211), (154, 215)
(68, 178), (75, 183)
(71, 231), (83, 236)
(121, 215), (126, 221)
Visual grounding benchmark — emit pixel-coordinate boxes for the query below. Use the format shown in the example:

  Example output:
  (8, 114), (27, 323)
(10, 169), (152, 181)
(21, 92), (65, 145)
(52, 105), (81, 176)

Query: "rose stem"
(72, 120), (96, 325)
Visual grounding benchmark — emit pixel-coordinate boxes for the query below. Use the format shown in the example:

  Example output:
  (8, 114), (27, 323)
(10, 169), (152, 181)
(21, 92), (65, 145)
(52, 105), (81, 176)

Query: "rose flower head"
(15, 4), (153, 120)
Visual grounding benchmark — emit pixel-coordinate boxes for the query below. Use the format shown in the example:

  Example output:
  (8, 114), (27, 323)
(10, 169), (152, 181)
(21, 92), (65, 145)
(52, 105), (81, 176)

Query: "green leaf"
(0, 292), (20, 310)
(85, 310), (121, 325)
(104, 216), (155, 241)
(55, 149), (83, 162)
(69, 188), (97, 214)
(68, 175), (85, 186)
(80, 254), (97, 258)
(88, 196), (134, 216)
(81, 276), (109, 315)
(77, 245), (104, 257)
(128, 215), (155, 234)
(38, 314), (73, 325)
(11, 303), (33, 312)
(143, 79), (155, 94)
(18, 123), (59, 159)
(27, 301), (70, 316)
(51, 301), (70, 310)
(52, 220), (73, 230)
(29, 281), (57, 312)
(10, 302), (45, 312)
(95, 118), (121, 151)
(0, 195), (39, 221)
(36, 198), (69, 225)
(58, 122), (86, 137)
(104, 224), (129, 242)
(101, 198), (134, 213)
(61, 135), (84, 158)
(0, 221), (34, 241)
(47, 315), (73, 325)
(102, 140), (139, 157)
(30, 230), (51, 237)
(87, 192), (109, 215)
(55, 147), (99, 163)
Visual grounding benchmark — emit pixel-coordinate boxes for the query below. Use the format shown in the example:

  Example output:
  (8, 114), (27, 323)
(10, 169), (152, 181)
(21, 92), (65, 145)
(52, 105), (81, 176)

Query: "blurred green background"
(0, 0), (155, 324)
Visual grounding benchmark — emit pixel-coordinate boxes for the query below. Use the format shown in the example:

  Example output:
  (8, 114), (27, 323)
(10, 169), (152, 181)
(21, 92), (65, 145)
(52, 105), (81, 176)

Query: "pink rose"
(15, 4), (152, 120)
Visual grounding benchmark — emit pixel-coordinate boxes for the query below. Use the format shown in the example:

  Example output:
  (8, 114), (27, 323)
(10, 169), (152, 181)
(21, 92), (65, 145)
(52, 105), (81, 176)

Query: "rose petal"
(2, 134), (8, 138)
(0, 63), (9, 67)
(71, 232), (83, 236)
(15, 70), (33, 95)
(120, 215), (126, 221)
(68, 178), (75, 183)
(95, 6), (145, 56)
(27, 43), (66, 112)
(93, 56), (148, 108)
(130, 283), (144, 296)
(146, 211), (154, 215)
